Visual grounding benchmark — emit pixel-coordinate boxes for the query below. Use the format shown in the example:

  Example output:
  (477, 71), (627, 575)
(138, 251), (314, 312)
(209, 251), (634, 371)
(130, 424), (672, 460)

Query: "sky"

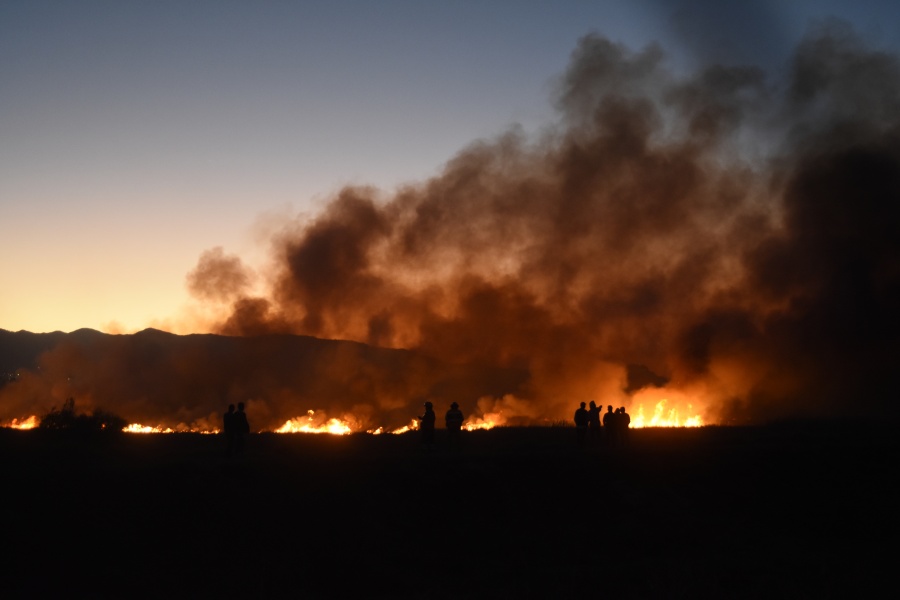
(2, 0), (899, 334)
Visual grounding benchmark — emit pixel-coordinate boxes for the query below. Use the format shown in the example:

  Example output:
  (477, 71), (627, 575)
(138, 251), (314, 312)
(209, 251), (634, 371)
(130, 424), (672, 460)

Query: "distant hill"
(0, 328), (528, 431)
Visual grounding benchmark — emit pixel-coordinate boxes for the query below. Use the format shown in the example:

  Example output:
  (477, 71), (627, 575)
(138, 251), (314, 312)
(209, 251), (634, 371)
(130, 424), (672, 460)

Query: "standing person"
(233, 402), (250, 455)
(445, 402), (464, 450)
(418, 401), (436, 451)
(603, 405), (616, 449)
(223, 403), (236, 457)
(574, 402), (589, 449)
(620, 406), (631, 447)
(587, 401), (602, 442)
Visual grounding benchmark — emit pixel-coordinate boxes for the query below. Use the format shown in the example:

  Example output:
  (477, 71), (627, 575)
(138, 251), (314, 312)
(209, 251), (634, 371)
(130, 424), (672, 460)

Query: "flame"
(274, 410), (413, 435)
(123, 423), (178, 434)
(123, 423), (220, 434)
(461, 394), (531, 430)
(630, 399), (704, 428)
(463, 415), (501, 431)
(276, 410), (354, 435)
(3, 415), (39, 430)
(390, 419), (418, 434)
(625, 386), (706, 428)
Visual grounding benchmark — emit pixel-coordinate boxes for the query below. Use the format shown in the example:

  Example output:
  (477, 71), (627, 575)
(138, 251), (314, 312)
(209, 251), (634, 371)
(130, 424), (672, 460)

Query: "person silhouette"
(445, 402), (464, 450)
(574, 402), (589, 449)
(233, 402), (250, 455)
(418, 401), (436, 450)
(603, 405), (616, 448)
(587, 400), (601, 441)
(620, 406), (631, 447)
(223, 403), (236, 457)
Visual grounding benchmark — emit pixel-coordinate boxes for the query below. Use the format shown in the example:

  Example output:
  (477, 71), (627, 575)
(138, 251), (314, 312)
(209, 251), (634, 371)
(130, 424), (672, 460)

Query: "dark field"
(2, 424), (896, 599)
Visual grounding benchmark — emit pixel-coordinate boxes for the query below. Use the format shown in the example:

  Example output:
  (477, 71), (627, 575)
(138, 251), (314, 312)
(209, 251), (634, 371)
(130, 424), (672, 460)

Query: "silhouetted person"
(619, 406), (631, 447)
(418, 401), (436, 450)
(233, 402), (250, 455)
(587, 400), (601, 441)
(603, 405), (616, 448)
(445, 401), (464, 450)
(223, 403), (236, 457)
(574, 402), (589, 449)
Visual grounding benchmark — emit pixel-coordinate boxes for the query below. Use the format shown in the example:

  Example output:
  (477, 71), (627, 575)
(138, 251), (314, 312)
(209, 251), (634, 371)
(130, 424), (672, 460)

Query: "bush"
(39, 398), (126, 433)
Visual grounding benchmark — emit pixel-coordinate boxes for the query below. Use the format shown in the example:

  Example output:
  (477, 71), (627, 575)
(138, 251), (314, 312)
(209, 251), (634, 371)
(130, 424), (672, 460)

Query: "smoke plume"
(197, 24), (899, 423)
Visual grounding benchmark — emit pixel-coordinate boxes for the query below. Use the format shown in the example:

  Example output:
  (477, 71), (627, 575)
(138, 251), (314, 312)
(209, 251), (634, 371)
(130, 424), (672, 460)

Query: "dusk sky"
(3, 0), (898, 334)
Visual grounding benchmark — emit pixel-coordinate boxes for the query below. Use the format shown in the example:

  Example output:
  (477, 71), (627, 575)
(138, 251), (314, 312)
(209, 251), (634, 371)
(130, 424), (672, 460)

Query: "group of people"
(574, 401), (631, 449)
(417, 400), (464, 450)
(222, 402), (250, 457)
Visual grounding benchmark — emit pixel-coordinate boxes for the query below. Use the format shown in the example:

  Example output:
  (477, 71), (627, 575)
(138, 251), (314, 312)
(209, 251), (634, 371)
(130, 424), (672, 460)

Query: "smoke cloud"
(198, 24), (898, 424)
(3, 24), (898, 429)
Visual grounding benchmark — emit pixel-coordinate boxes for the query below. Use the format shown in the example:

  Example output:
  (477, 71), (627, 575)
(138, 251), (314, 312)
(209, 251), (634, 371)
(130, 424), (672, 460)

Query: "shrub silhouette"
(39, 397), (127, 432)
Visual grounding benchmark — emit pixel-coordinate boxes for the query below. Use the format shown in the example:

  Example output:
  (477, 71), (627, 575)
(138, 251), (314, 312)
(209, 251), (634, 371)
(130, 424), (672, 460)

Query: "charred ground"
(2, 422), (894, 598)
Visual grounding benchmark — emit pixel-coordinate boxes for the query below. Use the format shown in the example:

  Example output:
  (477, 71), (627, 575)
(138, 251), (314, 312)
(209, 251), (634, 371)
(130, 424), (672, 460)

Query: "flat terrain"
(1, 423), (895, 599)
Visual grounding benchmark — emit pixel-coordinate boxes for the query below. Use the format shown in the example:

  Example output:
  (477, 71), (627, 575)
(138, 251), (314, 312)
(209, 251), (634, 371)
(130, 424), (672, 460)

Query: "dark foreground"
(2, 423), (896, 599)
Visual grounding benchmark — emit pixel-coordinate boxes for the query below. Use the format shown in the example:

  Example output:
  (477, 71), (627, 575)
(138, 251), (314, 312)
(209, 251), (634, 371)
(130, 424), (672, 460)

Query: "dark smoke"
(4, 24), (899, 428)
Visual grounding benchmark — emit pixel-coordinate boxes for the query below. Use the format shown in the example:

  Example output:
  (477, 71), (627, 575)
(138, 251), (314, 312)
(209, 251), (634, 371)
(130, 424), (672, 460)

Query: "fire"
(4, 415), (39, 430)
(461, 394), (526, 430)
(630, 399), (704, 428)
(276, 410), (354, 435)
(274, 410), (413, 435)
(463, 415), (500, 431)
(123, 423), (178, 434)
(390, 419), (418, 434)
(123, 423), (220, 434)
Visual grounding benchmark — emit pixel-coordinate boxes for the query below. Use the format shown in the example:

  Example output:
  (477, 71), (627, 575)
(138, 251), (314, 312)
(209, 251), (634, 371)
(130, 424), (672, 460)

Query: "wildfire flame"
(275, 411), (417, 435)
(123, 423), (180, 434)
(463, 416), (500, 431)
(5, 415), (38, 430)
(390, 419), (418, 435)
(630, 399), (704, 428)
(276, 410), (354, 435)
